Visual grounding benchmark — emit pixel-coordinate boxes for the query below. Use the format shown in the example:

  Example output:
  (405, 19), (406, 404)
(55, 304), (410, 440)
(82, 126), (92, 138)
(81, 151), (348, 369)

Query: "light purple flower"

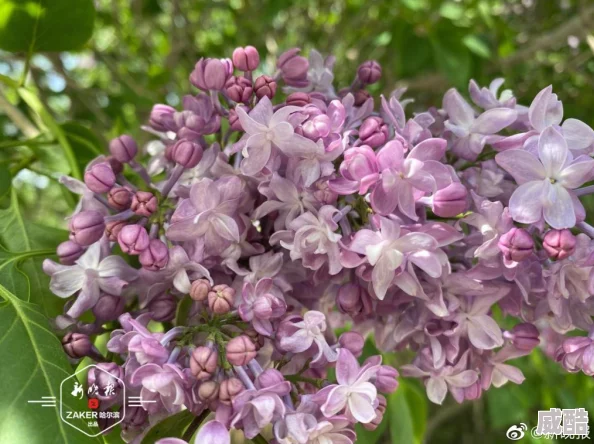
(43, 243), (137, 318)
(231, 385), (290, 439)
(469, 78), (516, 110)
(495, 127), (594, 228)
(130, 363), (189, 413)
(280, 310), (338, 365)
(235, 96), (322, 175)
(239, 278), (287, 336)
(194, 420), (230, 444)
(320, 348), (381, 423)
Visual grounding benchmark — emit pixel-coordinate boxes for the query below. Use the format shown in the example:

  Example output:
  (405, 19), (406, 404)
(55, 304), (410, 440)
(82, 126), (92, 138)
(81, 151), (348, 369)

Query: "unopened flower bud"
(62, 332), (92, 359)
(93, 293), (125, 323)
(57, 240), (84, 265)
(543, 229), (577, 260)
(225, 76), (253, 103)
(337, 283), (364, 317)
(139, 239), (169, 270)
(105, 220), (127, 242)
(69, 211), (105, 246)
(88, 363), (124, 401)
(464, 380), (482, 401)
(108, 187), (132, 210)
(338, 331), (364, 358)
(147, 292), (177, 322)
(228, 107), (245, 131)
(277, 48), (309, 87)
(363, 395), (386, 431)
(190, 279), (211, 302)
(190, 58), (230, 91)
(106, 156), (124, 175)
(505, 323), (540, 351)
(109, 135), (138, 163)
(208, 284), (235, 314)
(219, 377), (244, 405)
(358, 116), (388, 148)
(357, 60), (382, 85)
(197, 380), (219, 403)
(353, 89), (371, 106)
(131, 191), (158, 217)
(171, 139), (203, 168)
(498, 227), (534, 262)
(432, 182), (468, 217)
(256, 368), (285, 389)
(190, 346), (219, 380)
(117, 225), (149, 254)
(254, 75), (277, 100)
(149, 104), (176, 132)
(232, 46), (260, 71)
(374, 365), (399, 393)
(286, 92), (311, 107)
(84, 162), (116, 193)
(226, 335), (257, 366)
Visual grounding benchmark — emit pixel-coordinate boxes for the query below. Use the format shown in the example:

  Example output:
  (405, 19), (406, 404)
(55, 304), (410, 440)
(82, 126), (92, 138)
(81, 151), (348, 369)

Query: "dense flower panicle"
(44, 45), (594, 443)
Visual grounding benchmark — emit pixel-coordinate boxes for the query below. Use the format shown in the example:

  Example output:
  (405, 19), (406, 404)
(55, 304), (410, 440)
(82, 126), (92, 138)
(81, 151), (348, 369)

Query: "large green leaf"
(0, 0), (95, 52)
(0, 189), (67, 317)
(61, 122), (104, 174)
(140, 409), (196, 443)
(389, 382), (425, 444)
(0, 283), (98, 443)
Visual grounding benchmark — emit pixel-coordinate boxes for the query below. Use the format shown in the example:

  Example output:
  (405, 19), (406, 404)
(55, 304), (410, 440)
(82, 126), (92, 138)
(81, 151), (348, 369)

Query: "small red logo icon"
(88, 398), (99, 409)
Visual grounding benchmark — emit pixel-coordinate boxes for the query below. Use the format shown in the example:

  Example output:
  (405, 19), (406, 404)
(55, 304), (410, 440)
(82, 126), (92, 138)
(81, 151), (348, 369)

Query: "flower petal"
(426, 377), (448, 405)
(543, 182), (576, 229)
(495, 149), (545, 184)
(335, 348), (361, 386)
(538, 126), (568, 177)
(508, 181), (545, 224)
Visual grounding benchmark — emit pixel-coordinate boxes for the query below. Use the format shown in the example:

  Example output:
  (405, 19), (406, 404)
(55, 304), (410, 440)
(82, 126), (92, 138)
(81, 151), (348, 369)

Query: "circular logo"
(506, 423), (527, 440)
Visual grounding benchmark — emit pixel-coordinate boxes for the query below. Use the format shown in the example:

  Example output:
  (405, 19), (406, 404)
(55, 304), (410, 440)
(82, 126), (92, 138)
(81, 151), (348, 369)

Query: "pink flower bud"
(190, 279), (211, 302)
(286, 92), (311, 107)
(219, 377), (244, 405)
(353, 89), (371, 106)
(131, 191), (158, 217)
(69, 211), (105, 246)
(139, 239), (169, 270)
(229, 106), (247, 132)
(256, 368), (285, 389)
(117, 224), (150, 254)
(232, 46), (260, 71)
(226, 335), (257, 366)
(147, 292), (177, 322)
(208, 284), (235, 315)
(62, 332), (92, 359)
(84, 162), (116, 193)
(93, 293), (125, 323)
(57, 240), (84, 265)
(105, 220), (127, 242)
(254, 75), (277, 100)
(498, 227), (534, 262)
(190, 346), (219, 380)
(338, 331), (364, 357)
(108, 187), (132, 210)
(337, 283), (365, 317)
(225, 76), (253, 103)
(357, 60), (382, 85)
(277, 48), (309, 87)
(302, 115), (331, 140)
(340, 146), (378, 184)
(432, 182), (468, 217)
(543, 229), (577, 260)
(106, 156), (124, 175)
(171, 139), (203, 168)
(358, 116), (388, 148)
(363, 394), (386, 431)
(197, 380), (219, 403)
(109, 135), (138, 163)
(505, 323), (540, 351)
(374, 365), (399, 393)
(149, 104), (176, 132)
(190, 58), (231, 91)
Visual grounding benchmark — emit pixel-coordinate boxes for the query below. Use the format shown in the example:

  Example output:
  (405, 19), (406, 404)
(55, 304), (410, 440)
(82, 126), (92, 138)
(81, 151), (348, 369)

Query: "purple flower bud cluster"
(43, 46), (594, 443)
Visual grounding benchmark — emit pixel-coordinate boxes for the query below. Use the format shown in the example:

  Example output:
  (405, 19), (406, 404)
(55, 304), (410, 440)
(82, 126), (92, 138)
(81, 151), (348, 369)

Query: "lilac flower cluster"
(44, 46), (594, 442)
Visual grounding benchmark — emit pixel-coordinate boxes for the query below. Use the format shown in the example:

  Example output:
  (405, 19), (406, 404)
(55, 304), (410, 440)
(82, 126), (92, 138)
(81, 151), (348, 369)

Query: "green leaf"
(430, 27), (471, 87)
(355, 415), (388, 444)
(463, 35), (491, 58)
(439, 2), (464, 20)
(0, 283), (98, 443)
(175, 295), (193, 326)
(18, 87), (81, 179)
(140, 409), (196, 443)
(0, 189), (67, 317)
(0, 0), (95, 52)
(389, 386), (415, 444)
(0, 164), (11, 200)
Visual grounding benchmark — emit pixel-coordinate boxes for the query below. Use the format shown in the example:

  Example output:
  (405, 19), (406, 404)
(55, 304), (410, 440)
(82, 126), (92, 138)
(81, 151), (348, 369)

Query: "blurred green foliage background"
(2, 0), (594, 443)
